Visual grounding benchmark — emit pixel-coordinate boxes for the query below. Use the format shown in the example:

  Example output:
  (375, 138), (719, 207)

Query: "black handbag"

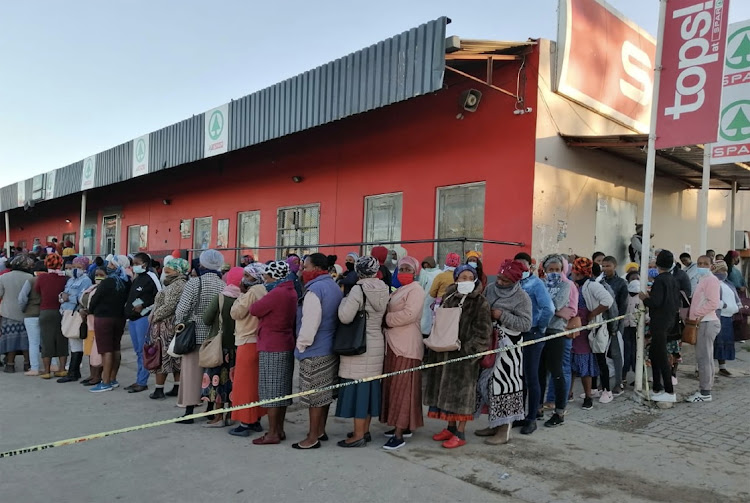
(79, 320), (88, 340)
(173, 277), (202, 355)
(333, 286), (368, 356)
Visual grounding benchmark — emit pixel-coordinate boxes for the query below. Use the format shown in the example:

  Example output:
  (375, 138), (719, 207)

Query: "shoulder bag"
(334, 286), (368, 356)
(424, 294), (466, 352)
(587, 314), (610, 353)
(143, 338), (162, 371)
(173, 277), (202, 355)
(682, 319), (699, 345)
(199, 294), (225, 368)
(61, 309), (84, 339)
(479, 326), (499, 369)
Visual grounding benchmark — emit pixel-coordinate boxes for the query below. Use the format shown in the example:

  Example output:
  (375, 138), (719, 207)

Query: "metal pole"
(4, 212), (10, 257)
(730, 180), (737, 250)
(636, 0), (667, 395)
(698, 145), (711, 254)
(79, 191), (87, 255)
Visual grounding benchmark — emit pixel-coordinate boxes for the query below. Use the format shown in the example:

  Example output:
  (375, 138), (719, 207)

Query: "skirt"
(379, 351), (423, 430)
(572, 353), (600, 377)
(335, 379), (381, 419)
(258, 351), (294, 407)
(94, 317), (125, 354)
(39, 309), (67, 358)
(475, 368), (525, 428)
(177, 350), (202, 407)
(714, 316), (736, 361)
(299, 354), (339, 408)
(0, 317), (29, 353)
(231, 343), (267, 424)
(149, 317), (181, 375)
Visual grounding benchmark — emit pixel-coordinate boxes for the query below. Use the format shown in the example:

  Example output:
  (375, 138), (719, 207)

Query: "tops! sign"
(556, 0), (656, 133)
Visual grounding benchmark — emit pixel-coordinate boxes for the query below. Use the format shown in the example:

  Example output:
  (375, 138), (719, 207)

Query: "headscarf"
(497, 259), (528, 283)
(72, 256), (90, 269)
(265, 261), (289, 292)
(725, 251), (740, 273)
(244, 262), (266, 282)
(466, 250), (482, 261)
(371, 246), (389, 265)
(286, 256), (301, 274)
(107, 255), (130, 290)
(542, 253), (564, 271)
(445, 252), (461, 269)
(222, 266), (244, 298)
(397, 256), (421, 275)
(171, 249), (180, 258)
(45, 253), (63, 271)
(165, 258), (189, 275)
(421, 256), (437, 269)
(572, 257), (593, 278)
(355, 256), (380, 277)
(628, 280), (641, 294)
(346, 252), (359, 262)
(711, 260), (728, 273)
(625, 262), (640, 273)
(453, 264), (478, 281)
(62, 247), (76, 257)
(199, 249), (224, 271)
(10, 254), (34, 272)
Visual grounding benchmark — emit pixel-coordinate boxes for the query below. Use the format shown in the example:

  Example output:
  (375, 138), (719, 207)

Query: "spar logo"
(726, 27), (750, 70)
(208, 110), (224, 141)
(719, 100), (750, 142)
(135, 138), (146, 163)
(84, 159), (93, 179)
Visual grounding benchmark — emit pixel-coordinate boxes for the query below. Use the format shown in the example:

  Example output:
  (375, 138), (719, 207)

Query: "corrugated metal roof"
(1, 17), (448, 212)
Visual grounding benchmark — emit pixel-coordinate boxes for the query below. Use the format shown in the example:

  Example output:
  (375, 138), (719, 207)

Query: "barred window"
(277, 204), (320, 259)
(237, 211), (260, 263)
(364, 193), (402, 254)
(436, 182), (485, 261)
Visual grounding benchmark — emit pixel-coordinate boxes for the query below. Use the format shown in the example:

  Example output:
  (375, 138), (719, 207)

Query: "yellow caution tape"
(0, 314), (626, 459)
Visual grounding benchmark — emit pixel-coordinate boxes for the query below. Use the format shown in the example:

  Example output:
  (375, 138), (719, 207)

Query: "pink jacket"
(689, 274), (720, 322)
(384, 282), (425, 360)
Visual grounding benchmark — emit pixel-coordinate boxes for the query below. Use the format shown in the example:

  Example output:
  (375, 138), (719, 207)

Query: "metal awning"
(560, 134), (750, 190)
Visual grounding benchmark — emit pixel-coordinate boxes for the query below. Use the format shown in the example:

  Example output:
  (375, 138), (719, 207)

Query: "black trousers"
(538, 331), (567, 412)
(649, 328), (674, 394)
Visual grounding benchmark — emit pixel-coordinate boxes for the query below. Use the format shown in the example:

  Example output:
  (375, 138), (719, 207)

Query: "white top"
(719, 282), (740, 318)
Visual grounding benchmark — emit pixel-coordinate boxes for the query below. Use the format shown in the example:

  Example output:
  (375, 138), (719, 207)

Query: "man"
(122, 252), (162, 393)
(600, 256), (627, 394)
(706, 249), (716, 262)
(684, 255), (721, 403)
(514, 252), (554, 434)
(680, 253), (699, 292)
(639, 250), (680, 403)
(629, 224), (655, 264)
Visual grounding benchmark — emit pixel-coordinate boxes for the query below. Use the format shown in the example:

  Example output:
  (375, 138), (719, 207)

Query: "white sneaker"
(580, 389), (602, 399)
(651, 392), (676, 403)
(598, 390), (613, 404)
(684, 391), (712, 403)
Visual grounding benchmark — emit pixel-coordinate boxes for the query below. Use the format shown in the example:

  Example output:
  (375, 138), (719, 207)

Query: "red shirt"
(34, 273), (67, 310)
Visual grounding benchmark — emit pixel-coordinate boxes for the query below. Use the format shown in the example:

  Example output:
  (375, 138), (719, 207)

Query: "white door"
(594, 195), (637, 269)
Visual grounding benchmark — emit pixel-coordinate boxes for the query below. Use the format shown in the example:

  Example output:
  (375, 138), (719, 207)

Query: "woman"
(466, 251), (488, 290)
(335, 256), (389, 447)
(725, 251), (745, 294)
(201, 266), (244, 427)
(475, 260), (532, 445)
(228, 263), (268, 437)
(423, 264), (492, 448)
(88, 255), (132, 392)
(34, 253), (69, 380)
(57, 256), (92, 383)
(0, 254), (33, 373)
(712, 260), (740, 376)
(79, 267), (107, 386)
(292, 253), (343, 449)
(18, 260), (48, 375)
(174, 249), (226, 423)
(380, 256), (425, 451)
(250, 261), (298, 444)
(147, 258), (189, 399)
(338, 252), (360, 296)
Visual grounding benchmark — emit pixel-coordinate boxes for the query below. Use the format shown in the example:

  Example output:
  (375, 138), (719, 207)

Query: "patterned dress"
(148, 276), (186, 374)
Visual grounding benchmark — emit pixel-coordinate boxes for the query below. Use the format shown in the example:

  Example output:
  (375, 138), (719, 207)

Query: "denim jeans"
(546, 338), (572, 404)
(24, 317), (41, 371)
(522, 328), (545, 421)
(128, 317), (150, 386)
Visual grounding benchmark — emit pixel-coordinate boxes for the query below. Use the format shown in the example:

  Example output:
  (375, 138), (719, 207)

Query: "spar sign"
(204, 103), (229, 157)
(655, 0), (730, 149)
(80, 155), (96, 191)
(132, 134), (150, 177)
(712, 20), (750, 164)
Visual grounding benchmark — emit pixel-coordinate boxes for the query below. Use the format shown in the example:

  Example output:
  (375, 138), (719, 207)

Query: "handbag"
(199, 294), (225, 368)
(143, 338), (162, 371)
(682, 319), (700, 345)
(79, 320), (88, 340)
(565, 316), (582, 339)
(173, 277), (202, 355)
(333, 286), (368, 356)
(61, 309), (84, 339)
(587, 315), (610, 353)
(424, 294), (465, 352)
(480, 326), (499, 369)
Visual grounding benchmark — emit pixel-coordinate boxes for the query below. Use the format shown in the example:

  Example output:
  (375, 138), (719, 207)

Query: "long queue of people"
(0, 244), (746, 451)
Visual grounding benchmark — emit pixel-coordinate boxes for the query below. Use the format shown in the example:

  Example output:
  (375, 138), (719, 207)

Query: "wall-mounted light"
(163, 199), (171, 205)
(292, 176), (303, 183)
(65, 219), (71, 223)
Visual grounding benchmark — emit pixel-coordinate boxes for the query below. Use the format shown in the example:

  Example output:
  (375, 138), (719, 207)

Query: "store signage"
(556, 0), (656, 132)
(17, 181), (25, 207)
(712, 20), (750, 163)
(132, 134), (150, 177)
(81, 156), (96, 191)
(204, 103), (229, 157)
(46, 170), (56, 199)
(655, 0), (730, 149)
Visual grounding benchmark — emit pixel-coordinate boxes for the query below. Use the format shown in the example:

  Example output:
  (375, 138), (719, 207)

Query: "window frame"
(275, 203), (320, 260)
(236, 210), (261, 264)
(434, 181), (486, 260)
(363, 192), (403, 254)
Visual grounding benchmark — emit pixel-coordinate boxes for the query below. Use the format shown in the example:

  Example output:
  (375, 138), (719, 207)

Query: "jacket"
(429, 270), (455, 299)
(89, 276), (131, 319)
(719, 281), (740, 318)
(581, 280), (614, 315)
(203, 293), (238, 350)
(230, 284), (266, 346)
(625, 294), (647, 328)
(546, 281), (571, 332)
(295, 274), (343, 359)
(61, 273), (92, 311)
(684, 263), (699, 292)
(520, 275), (554, 331)
(603, 273), (628, 332)
(689, 274), (721, 322)
(124, 272), (161, 320)
(18, 276), (42, 318)
(0, 270), (33, 320)
(643, 272), (680, 331)
(250, 281), (297, 352)
(384, 282), (425, 360)
(337, 278), (389, 380)
(175, 274), (225, 344)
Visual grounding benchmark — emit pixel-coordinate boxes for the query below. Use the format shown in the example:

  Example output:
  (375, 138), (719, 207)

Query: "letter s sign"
(620, 40), (653, 106)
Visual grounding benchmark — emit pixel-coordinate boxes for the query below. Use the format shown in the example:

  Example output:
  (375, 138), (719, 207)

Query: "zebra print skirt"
(475, 333), (525, 427)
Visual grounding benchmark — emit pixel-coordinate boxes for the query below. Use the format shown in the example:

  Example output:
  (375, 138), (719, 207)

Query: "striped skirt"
(258, 351), (294, 407)
(298, 354), (339, 408)
(379, 350), (424, 431)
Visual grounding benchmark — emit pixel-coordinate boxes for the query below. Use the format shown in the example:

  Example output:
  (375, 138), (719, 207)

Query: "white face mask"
(133, 265), (146, 274)
(456, 281), (476, 295)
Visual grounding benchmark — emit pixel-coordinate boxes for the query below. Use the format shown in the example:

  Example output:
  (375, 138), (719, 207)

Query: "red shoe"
(432, 429), (454, 441)
(442, 435), (466, 449)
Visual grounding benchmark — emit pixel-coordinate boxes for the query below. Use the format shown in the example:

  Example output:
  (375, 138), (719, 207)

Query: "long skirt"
(231, 343), (267, 424)
(0, 318), (29, 353)
(259, 351), (294, 407)
(202, 348), (234, 405)
(177, 350), (202, 407)
(149, 318), (181, 375)
(475, 336), (525, 428)
(714, 316), (736, 361)
(379, 351), (423, 431)
(336, 379), (382, 419)
(39, 309), (67, 358)
(299, 354), (339, 408)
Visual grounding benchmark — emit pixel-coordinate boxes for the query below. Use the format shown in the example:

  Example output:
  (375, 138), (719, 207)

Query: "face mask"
(546, 272), (561, 284)
(467, 261), (477, 269)
(456, 281), (475, 295)
(133, 265), (145, 274)
(696, 267), (711, 277)
(346, 262), (355, 272)
(241, 278), (257, 288)
(65, 269), (74, 278)
(715, 272), (728, 281)
(397, 273), (414, 286)
(522, 271), (530, 279)
(95, 277), (105, 284)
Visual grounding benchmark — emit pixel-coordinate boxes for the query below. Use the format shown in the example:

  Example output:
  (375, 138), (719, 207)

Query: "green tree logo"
(84, 159), (93, 179)
(719, 100), (750, 142)
(135, 138), (146, 163)
(208, 110), (224, 141)
(726, 27), (750, 70)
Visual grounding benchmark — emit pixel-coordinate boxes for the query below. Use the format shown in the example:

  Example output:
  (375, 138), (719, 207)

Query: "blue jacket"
(61, 272), (93, 311)
(520, 275), (555, 332)
(295, 274), (343, 360)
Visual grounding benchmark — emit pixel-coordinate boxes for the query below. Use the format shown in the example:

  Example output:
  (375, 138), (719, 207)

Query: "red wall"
(3, 49), (539, 273)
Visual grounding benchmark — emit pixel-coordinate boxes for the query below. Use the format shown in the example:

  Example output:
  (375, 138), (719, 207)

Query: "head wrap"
(655, 250), (674, 269)
(109, 255), (130, 269)
(711, 260), (728, 273)
(421, 256), (437, 269)
(333, 264), (343, 275)
(62, 248), (76, 257)
(223, 266), (244, 288)
(397, 256), (421, 275)
(572, 257), (593, 278)
(244, 262), (266, 281)
(72, 256), (90, 269)
(726, 250), (739, 261)
(355, 256), (380, 277)
(371, 246), (389, 265)
(625, 262), (640, 273)
(346, 252), (359, 261)
(542, 254), (564, 271)
(171, 249), (180, 259)
(45, 253), (63, 271)
(199, 249), (224, 271)
(453, 264), (478, 281)
(628, 280), (641, 294)
(10, 254), (34, 271)
(286, 255), (301, 274)
(445, 252), (461, 268)
(466, 250), (482, 261)
(165, 258), (189, 275)
(266, 261), (289, 280)
(497, 259), (528, 283)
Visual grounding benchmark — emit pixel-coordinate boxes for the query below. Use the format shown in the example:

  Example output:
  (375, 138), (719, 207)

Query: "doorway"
(102, 215), (120, 257)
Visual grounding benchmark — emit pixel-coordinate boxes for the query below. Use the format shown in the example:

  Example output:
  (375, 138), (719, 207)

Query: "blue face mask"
(467, 261), (477, 268)
(522, 271), (530, 279)
(546, 272), (561, 283)
(696, 267), (711, 277)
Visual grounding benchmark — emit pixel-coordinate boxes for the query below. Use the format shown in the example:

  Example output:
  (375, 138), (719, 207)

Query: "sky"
(1, 0), (749, 187)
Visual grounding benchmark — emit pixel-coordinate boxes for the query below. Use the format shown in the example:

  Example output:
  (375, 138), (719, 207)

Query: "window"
(436, 182), (486, 261)
(127, 225), (148, 254)
(217, 219), (230, 248)
(194, 217), (212, 253)
(32, 175), (45, 201)
(277, 204), (320, 259)
(62, 233), (76, 248)
(237, 211), (260, 263)
(364, 193), (402, 254)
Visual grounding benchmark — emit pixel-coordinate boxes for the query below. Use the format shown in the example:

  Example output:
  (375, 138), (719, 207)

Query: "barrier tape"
(0, 314), (627, 459)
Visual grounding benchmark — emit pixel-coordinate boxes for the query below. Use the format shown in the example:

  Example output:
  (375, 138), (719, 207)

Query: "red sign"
(654, 0), (730, 149)
(556, 0), (657, 133)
